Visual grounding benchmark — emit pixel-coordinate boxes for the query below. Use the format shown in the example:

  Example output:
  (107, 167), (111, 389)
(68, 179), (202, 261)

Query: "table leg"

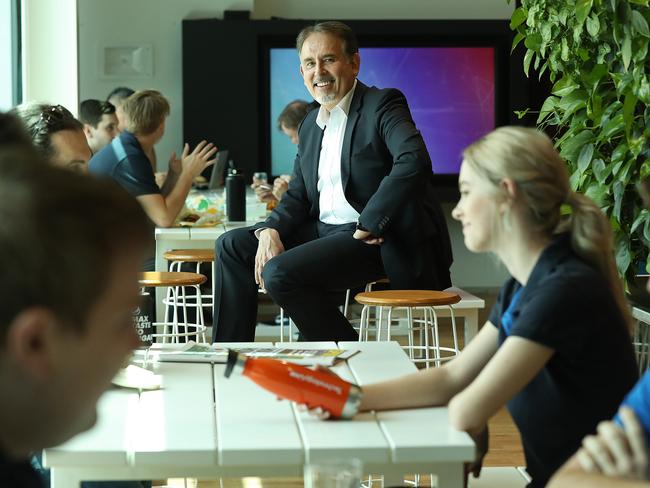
(434, 463), (464, 488)
(51, 468), (82, 488)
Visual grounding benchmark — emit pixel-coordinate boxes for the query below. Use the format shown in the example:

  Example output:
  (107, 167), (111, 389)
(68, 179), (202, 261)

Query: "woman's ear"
(5, 307), (59, 381)
(500, 178), (518, 201)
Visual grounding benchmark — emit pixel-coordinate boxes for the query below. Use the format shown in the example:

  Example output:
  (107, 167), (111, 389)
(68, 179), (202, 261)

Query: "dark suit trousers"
(212, 221), (385, 342)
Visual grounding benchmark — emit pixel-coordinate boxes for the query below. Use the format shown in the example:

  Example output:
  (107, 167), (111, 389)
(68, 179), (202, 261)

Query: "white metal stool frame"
(167, 259), (214, 324)
(358, 303), (461, 368)
(161, 282), (207, 343)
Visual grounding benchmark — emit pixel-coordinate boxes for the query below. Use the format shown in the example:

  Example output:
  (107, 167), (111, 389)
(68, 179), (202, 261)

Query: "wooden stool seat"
(163, 249), (215, 262)
(355, 290), (461, 308)
(139, 271), (207, 287)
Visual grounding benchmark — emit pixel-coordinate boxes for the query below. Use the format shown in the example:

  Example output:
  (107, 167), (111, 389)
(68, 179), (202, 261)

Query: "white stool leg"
(406, 307), (414, 359)
(359, 305), (369, 341)
(195, 284), (206, 342)
(430, 306), (441, 367)
(448, 305), (460, 356)
(423, 307), (431, 368)
(343, 288), (351, 318)
(386, 307), (393, 342)
(280, 307), (285, 342)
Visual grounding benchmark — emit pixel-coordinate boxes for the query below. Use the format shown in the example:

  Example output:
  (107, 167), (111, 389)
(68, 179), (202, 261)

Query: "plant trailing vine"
(509, 0), (650, 283)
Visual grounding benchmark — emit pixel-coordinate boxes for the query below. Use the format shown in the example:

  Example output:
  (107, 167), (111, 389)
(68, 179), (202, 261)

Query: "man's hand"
(353, 229), (384, 245)
(272, 177), (289, 200)
(181, 140), (218, 177)
(576, 407), (649, 480)
(255, 228), (285, 289)
(168, 150), (182, 175)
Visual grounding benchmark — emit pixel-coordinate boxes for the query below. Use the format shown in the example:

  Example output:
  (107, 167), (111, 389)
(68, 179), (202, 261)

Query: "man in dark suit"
(213, 21), (452, 342)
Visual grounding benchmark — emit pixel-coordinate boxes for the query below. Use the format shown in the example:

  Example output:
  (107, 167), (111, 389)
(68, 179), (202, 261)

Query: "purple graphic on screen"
(270, 47), (494, 175)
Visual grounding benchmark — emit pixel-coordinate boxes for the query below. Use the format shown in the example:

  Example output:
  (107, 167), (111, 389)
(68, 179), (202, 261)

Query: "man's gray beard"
(315, 93), (336, 105)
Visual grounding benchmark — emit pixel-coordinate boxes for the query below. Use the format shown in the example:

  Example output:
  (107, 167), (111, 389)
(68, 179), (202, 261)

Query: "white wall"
(76, 0), (513, 288)
(22, 0), (78, 114)
(77, 0), (251, 165)
(254, 0), (514, 20)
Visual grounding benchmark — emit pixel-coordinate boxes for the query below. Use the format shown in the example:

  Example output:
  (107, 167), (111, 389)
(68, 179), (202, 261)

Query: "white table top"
(44, 342), (474, 483)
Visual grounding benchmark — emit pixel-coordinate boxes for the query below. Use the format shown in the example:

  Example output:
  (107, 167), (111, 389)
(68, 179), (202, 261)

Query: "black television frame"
(183, 18), (527, 202)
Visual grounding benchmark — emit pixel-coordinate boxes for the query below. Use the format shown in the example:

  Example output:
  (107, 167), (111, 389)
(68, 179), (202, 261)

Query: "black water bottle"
(133, 291), (153, 346)
(226, 160), (246, 221)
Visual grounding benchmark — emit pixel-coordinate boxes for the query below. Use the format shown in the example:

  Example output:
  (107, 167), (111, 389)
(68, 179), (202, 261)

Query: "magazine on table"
(132, 342), (359, 366)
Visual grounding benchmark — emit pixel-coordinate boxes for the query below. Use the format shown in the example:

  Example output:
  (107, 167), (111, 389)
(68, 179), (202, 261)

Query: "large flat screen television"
(269, 46), (496, 176)
(183, 19), (522, 199)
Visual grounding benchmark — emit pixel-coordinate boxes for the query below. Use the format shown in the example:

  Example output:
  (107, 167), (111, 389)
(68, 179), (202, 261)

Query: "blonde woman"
(323, 127), (639, 488)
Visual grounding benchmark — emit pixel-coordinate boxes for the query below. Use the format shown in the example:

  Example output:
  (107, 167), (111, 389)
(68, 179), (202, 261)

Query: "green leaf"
(631, 209), (648, 234)
(630, 0), (650, 5)
(616, 237), (632, 276)
(576, 0), (594, 23)
(630, 136), (645, 157)
(592, 158), (609, 183)
(632, 10), (650, 37)
(577, 48), (591, 61)
(612, 142), (629, 163)
(622, 34), (632, 70)
(540, 23), (553, 43)
(537, 95), (560, 124)
(570, 168), (584, 191)
(586, 13), (600, 37)
(561, 37), (570, 62)
(524, 33), (543, 51)
(583, 63), (608, 88)
(557, 90), (588, 119)
(638, 77), (650, 104)
(578, 143), (595, 173)
(640, 159), (650, 179)
(602, 113), (625, 138)
(585, 183), (609, 206)
(644, 218), (650, 243)
(510, 7), (528, 30)
(560, 129), (594, 163)
(539, 60), (549, 79)
(511, 32), (525, 53)
(552, 76), (579, 97)
(514, 108), (530, 119)
(523, 49), (534, 77)
(623, 92), (638, 138)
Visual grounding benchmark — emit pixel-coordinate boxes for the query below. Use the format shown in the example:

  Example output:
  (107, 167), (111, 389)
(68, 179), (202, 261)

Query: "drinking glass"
(252, 171), (268, 188)
(304, 458), (363, 488)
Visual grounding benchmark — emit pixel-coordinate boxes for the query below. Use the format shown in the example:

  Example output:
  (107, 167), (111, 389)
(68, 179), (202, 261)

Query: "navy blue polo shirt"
(488, 233), (638, 488)
(0, 450), (43, 488)
(88, 131), (160, 197)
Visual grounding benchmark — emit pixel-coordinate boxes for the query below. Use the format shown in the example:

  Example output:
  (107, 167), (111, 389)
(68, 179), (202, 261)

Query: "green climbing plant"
(509, 0), (650, 282)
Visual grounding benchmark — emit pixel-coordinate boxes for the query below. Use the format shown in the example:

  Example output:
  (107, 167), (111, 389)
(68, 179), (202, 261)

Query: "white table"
(44, 342), (474, 487)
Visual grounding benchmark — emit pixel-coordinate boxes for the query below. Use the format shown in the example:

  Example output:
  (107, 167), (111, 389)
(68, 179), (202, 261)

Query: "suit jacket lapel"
(341, 81), (366, 190)
(303, 117), (324, 206)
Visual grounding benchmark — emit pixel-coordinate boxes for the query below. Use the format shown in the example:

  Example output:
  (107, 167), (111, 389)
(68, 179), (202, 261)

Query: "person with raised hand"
(89, 90), (217, 230)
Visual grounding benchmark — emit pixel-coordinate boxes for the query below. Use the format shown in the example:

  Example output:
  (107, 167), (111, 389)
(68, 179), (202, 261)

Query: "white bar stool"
(139, 271), (208, 343)
(355, 289), (462, 368)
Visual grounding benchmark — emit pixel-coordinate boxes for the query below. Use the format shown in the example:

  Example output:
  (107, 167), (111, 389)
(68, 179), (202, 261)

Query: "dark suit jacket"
(258, 81), (453, 290)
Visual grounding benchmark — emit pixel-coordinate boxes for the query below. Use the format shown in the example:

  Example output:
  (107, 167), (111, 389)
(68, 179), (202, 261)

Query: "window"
(0, 0), (21, 111)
